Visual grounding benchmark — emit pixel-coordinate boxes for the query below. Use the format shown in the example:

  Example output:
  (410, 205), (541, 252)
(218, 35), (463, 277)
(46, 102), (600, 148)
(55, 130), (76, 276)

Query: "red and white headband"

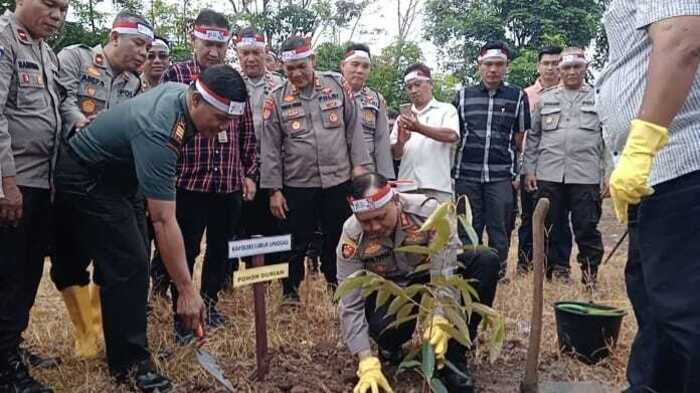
(404, 70), (431, 84)
(236, 35), (266, 49)
(193, 25), (231, 43)
(281, 45), (314, 63)
(560, 53), (587, 67)
(344, 50), (371, 63)
(195, 79), (245, 116)
(478, 48), (508, 62)
(112, 21), (154, 41)
(349, 184), (395, 213)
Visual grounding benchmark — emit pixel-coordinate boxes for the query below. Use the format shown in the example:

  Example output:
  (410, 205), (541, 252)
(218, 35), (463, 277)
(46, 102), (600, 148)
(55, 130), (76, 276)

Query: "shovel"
(519, 198), (611, 393)
(194, 325), (235, 392)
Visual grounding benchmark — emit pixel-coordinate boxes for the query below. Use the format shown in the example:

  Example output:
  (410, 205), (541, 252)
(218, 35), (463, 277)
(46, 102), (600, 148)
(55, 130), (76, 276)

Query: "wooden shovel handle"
(521, 198), (550, 393)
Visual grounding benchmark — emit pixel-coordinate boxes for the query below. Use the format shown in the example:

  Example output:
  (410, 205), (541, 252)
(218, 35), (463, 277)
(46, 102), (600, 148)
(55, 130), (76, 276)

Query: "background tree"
(423, 0), (606, 87)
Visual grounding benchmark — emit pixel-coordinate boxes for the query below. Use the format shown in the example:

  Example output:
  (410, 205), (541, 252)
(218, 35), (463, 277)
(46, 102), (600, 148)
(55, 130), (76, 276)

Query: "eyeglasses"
(147, 52), (170, 61)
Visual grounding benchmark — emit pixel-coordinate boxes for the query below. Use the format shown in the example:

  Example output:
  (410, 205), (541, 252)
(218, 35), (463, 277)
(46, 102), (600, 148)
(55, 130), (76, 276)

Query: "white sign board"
(228, 235), (292, 259)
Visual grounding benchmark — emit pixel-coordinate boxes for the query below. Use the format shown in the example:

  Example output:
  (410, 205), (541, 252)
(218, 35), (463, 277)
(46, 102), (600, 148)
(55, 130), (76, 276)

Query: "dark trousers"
(365, 250), (500, 355)
(625, 206), (681, 393)
(535, 181), (603, 277)
(169, 189), (242, 312)
(55, 146), (150, 374)
(237, 185), (282, 268)
(517, 177), (572, 271)
(625, 171), (700, 393)
(280, 182), (351, 295)
(455, 180), (513, 277)
(0, 187), (51, 354)
(50, 191), (107, 291)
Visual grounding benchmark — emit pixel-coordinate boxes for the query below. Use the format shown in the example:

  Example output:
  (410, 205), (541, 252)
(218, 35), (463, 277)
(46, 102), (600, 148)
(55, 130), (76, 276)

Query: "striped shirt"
(453, 82), (530, 183)
(596, 0), (700, 186)
(161, 60), (258, 193)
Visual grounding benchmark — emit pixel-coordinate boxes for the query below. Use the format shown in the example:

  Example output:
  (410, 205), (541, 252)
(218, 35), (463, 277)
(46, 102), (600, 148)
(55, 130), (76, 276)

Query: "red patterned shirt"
(161, 60), (258, 193)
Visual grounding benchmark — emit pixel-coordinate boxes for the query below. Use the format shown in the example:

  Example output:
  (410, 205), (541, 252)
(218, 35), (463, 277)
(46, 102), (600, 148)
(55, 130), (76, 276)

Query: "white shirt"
(390, 98), (460, 194)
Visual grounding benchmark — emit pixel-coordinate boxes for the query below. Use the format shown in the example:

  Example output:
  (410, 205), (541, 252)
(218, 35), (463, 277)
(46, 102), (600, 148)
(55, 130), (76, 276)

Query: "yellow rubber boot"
(61, 285), (102, 358)
(88, 284), (103, 342)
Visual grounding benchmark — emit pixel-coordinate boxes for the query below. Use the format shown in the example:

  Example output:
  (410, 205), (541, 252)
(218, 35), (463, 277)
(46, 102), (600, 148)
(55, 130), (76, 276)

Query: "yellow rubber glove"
(423, 315), (452, 365)
(354, 356), (394, 393)
(609, 119), (669, 223)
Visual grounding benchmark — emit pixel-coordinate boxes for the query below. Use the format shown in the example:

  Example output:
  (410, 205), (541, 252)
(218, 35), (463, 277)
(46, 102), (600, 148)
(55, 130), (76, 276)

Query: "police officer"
(50, 10), (152, 360)
(337, 173), (499, 393)
(0, 0), (67, 391)
(230, 27), (285, 280)
(523, 48), (606, 285)
(54, 65), (245, 392)
(261, 36), (371, 303)
(340, 43), (394, 179)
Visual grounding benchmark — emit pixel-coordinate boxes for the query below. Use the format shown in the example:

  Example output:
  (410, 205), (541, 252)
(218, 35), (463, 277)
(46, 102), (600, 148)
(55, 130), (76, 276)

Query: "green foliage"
(0, 0), (13, 14)
(423, 0), (607, 86)
(314, 41), (347, 73)
(334, 199), (506, 389)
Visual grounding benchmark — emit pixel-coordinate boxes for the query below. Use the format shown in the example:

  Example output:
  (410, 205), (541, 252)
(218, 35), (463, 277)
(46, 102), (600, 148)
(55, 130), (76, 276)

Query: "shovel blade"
(195, 349), (235, 392)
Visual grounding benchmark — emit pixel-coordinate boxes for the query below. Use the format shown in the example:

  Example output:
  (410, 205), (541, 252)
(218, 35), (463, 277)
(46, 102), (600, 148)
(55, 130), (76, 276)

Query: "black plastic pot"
(553, 301), (626, 364)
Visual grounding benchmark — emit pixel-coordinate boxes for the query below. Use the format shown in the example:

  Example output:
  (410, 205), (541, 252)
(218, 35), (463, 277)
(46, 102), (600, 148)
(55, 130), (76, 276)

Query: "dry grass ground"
(26, 201), (633, 392)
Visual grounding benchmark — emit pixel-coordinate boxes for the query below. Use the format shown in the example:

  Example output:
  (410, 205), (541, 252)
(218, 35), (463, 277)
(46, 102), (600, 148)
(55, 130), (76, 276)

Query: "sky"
(89, 0), (440, 68)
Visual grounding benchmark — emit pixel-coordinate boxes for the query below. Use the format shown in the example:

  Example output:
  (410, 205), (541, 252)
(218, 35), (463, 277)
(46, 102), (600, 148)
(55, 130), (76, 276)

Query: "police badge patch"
(263, 98), (275, 121)
(341, 240), (357, 259)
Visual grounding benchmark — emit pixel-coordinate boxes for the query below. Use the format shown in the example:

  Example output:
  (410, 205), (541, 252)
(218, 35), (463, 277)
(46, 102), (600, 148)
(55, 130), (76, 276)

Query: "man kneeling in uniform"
(53, 64), (247, 392)
(337, 173), (499, 393)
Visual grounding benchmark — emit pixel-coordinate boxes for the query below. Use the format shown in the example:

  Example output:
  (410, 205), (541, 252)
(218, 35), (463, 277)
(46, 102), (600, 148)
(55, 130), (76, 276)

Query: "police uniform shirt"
(242, 71), (284, 144)
(355, 87), (395, 179)
(58, 44), (141, 135)
(0, 10), (62, 189)
(67, 83), (194, 201)
(523, 85), (606, 185)
(336, 193), (460, 354)
(260, 71), (371, 190)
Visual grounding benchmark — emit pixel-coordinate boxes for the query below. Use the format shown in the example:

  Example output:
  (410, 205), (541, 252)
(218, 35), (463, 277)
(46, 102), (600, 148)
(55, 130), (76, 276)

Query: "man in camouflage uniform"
(337, 173), (499, 393)
(51, 9), (153, 360)
(340, 43), (394, 179)
(260, 36), (370, 303)
(0, 0), (68, 392)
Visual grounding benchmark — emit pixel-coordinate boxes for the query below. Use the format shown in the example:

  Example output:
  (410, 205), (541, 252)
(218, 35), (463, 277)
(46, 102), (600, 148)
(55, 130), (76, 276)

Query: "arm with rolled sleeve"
(0, 33), (15, 178)
(523, 103), (542, 176)
(337, 228), (372, 355)
(342, 80), (371, 170)
(260, 97), (283, 189)
(57, 48), (86, 134)
(238, 100), (259, 181)
(374, 97), (395, 179)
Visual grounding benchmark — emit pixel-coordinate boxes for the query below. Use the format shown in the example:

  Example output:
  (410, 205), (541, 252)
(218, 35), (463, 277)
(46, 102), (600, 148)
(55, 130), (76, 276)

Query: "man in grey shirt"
(0, 1), (67, 392)
(597, 1), (700, 392)
(524, 48), (605, 285)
